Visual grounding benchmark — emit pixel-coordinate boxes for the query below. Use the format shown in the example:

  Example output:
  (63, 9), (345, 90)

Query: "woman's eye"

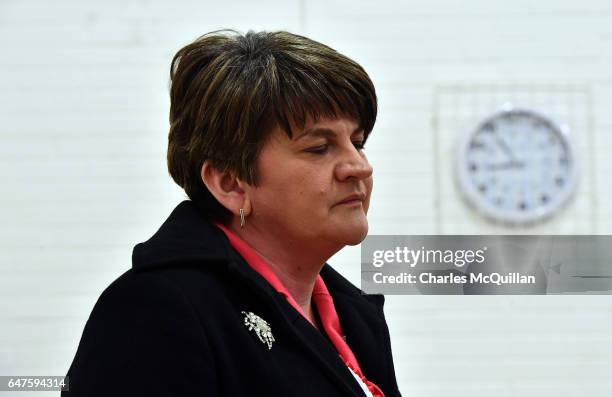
(306, 141), (364, 154)
(306, 145), (328, 154)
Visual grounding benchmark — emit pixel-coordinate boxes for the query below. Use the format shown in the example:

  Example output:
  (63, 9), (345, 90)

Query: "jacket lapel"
(288, 314), (368, 397)
(321, 266), (400, 395)
(330, 291), (391, 391)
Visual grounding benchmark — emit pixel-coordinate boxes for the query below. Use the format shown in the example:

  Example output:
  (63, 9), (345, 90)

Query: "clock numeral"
(555, 177), (565, 187)
(469, 140), (484, 150)
(481, 122), (495, 133)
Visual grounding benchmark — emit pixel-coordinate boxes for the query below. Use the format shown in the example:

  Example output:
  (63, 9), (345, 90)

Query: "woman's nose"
(334, 146), (373, 181)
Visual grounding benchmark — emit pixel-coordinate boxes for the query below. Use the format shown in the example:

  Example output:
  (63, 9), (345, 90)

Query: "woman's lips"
(338, 199), (363, 207)
(335, 194), (365, 206)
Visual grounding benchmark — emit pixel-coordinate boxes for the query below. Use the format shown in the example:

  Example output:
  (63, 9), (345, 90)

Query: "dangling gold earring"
(239, 208), (245, 228)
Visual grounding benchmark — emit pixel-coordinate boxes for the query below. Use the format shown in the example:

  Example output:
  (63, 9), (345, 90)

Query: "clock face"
(456, 106), (577, 225)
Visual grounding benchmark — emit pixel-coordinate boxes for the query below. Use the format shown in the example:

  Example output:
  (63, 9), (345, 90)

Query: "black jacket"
(63, 201), (402, 396)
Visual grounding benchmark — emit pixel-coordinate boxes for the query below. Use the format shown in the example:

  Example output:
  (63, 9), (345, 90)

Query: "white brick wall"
(1, 0), (611, 396)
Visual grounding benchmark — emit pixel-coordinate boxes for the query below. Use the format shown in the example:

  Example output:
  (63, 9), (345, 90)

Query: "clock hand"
(494, 131), (518, 162)
(486, 161), (525, 171)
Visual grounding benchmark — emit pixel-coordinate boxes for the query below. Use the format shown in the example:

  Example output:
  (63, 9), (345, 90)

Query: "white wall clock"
(456, 104), (578, 226)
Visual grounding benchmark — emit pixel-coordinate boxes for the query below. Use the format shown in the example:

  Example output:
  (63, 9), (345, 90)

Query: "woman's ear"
(200, 162), (250, 216)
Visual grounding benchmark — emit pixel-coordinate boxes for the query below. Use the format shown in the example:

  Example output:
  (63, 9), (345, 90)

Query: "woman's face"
(244, 116), (373, 250)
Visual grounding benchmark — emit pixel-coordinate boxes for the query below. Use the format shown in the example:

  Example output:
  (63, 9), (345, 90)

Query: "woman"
(64, 30), (402, 397)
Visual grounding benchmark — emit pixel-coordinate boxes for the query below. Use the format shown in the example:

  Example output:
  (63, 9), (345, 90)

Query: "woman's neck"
(227, 219), (339, 321)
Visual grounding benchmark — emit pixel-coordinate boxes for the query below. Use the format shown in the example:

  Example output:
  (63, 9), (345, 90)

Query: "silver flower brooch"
(242, 311), (275, 350)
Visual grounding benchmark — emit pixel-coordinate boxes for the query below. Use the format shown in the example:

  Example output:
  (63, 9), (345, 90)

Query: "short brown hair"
(167, 30), (377, 222)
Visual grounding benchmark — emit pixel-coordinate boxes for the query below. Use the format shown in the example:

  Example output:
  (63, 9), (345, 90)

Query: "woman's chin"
(338, 219), (369, 246)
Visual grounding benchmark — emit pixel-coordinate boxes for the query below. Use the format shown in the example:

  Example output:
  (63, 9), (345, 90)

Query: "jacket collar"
(132, 201), (231, 268)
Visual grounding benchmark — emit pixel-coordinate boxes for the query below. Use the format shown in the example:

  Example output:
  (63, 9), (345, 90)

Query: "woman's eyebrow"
(295, 127), (362, 141)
